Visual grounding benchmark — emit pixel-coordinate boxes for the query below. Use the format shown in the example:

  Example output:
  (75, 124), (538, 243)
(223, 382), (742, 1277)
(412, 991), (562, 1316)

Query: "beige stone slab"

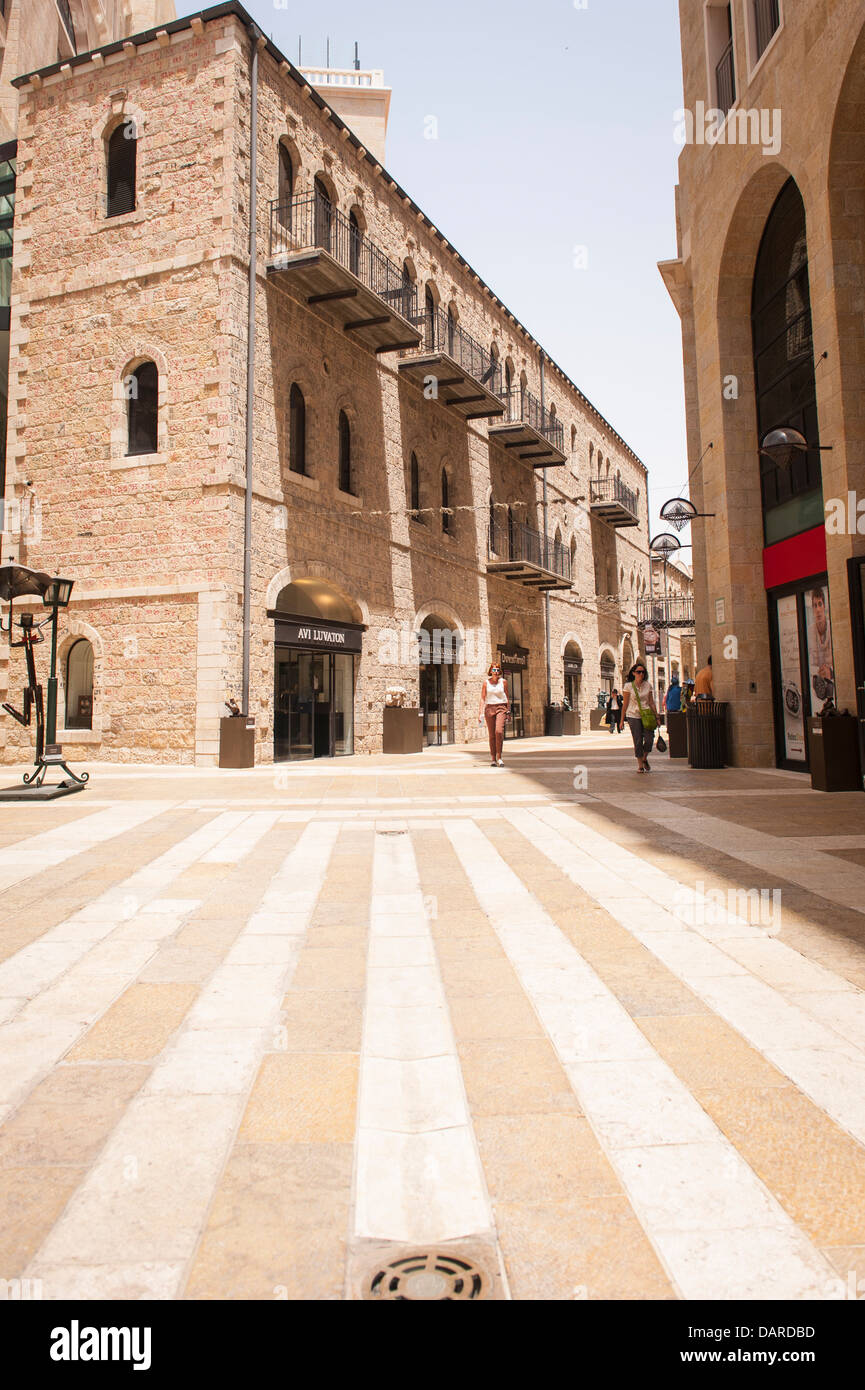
(68, 983), (198, 1062)
(475, 1115), (622, 1204)
(637, 1014), (789, 1090)
(290, 947), (367, 993)
(0, 1166), (87, 1276)
(459, 1039), (581, 1118)
(138, 946), (222, 984)
(240, 1054), (358, 1143)
(0, 1063), (147, 1168)
(33, 1262), (184, 1301)
(448, 993), (544, 1042)
(494, 1194), (675, 1301)
(438, 957), (524, 998)
(278, 990), (364, 1052)
(697, 1084), (865, 1248)
(183, 1142), (353, 1300)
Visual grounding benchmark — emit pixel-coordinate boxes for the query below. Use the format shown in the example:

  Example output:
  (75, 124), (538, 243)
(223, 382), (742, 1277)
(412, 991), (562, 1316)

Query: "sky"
(240, 0), (689, 532)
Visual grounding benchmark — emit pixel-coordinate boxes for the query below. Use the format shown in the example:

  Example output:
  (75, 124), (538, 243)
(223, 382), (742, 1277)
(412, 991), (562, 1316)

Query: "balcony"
(589, 476), (639, 528)
(488, 388), (566, 469)
(268, 193), (422, 355)
(486, 518), (572, 592)
(637, 596), (695, 630)
(399, 307), (505, 421)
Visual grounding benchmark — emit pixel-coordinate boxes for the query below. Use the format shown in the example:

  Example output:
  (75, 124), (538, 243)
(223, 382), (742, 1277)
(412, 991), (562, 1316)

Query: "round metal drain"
(366, 1252), (486, 1300)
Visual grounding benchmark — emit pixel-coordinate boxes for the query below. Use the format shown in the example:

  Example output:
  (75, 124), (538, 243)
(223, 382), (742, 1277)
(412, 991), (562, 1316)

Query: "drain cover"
(365, 1252), (486, 1300)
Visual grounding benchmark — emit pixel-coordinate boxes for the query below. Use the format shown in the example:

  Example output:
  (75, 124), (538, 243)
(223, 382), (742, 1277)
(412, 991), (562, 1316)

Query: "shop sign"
(498, 644), (529, 670)
(275, 618), (363, 653)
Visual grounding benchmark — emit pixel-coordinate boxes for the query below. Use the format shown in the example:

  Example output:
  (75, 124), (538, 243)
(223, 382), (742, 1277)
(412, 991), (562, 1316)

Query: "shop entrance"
(270, 579), (363, 763)
(498, 640), (529, 739)
(274, 648), (355, 761)
(418, 615), (459, 745)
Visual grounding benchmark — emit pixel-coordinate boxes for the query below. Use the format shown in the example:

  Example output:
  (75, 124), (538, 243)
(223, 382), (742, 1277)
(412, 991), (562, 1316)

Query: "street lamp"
(41, 575), (74, 757)
(659, 497), (716, 531)
(760, 427), (833, 470)
(0, 565), (88, 800)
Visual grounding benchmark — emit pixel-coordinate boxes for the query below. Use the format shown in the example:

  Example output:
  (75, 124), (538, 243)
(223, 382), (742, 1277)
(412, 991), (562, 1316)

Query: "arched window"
(554, 526), (564, 572)
(349, 209), (361, 276)
(338, 410), (352, 494)
(277, 143), (294, 231)
(289, 384), (306, 475)
(441, 468), (450, 534)
(126, 360), (158, 456)
(570, 536), (577, 573)
(409, 451), (421, 521)
(106, 119), (136, 218)
(752, 178), (822, 544)
(489, 495), (496, 551)
(447, 304), (457, 356)
(65, 639), (94, 730)
(507, 505), (515, 559)
(425, 284), (436, 349)
(314, 175), (332, 251)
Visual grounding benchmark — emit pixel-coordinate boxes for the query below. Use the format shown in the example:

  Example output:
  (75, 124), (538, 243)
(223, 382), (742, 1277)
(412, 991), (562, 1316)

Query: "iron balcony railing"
(754, 0), (781, 60)
(269, 192), (420, 324)
(637, 596), (695, 630)
(407, 305), (503, 396)
(715, 38), (736, 117)
(55, 0), (77, 52)
(590, 475), (639, 519)
(488, 517), (571, 582)
(496, 387), (565, 454)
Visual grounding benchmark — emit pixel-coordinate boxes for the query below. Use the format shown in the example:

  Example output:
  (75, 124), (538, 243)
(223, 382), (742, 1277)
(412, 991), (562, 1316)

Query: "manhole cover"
(365, 1252), (486, 1300)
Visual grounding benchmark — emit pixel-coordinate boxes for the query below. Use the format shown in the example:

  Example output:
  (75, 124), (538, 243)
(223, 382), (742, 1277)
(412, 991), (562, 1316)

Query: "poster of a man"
(806, 586), (835, 706)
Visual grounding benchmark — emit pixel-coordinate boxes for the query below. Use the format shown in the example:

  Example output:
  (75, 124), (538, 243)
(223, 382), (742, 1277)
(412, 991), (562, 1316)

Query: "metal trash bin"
(687, 701), (728, 769)
(665, 709), (688, 759)
(219, 716), (255, 768)
(545, 706), (564, 737)
(808, 715), (862, 792)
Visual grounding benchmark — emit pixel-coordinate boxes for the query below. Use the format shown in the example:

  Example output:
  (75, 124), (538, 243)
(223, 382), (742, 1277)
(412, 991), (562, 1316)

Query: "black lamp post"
(0, 565), (88, 800)
(41, 575), (74, 752)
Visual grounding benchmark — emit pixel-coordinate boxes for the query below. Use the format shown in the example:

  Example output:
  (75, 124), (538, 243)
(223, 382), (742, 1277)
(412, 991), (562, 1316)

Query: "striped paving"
(0, 780), (864, 1299)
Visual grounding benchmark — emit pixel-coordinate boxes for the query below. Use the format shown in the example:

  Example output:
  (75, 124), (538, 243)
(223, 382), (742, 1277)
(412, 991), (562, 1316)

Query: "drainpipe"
(242, 25), (262, 717)
(540, 353), (551, 711)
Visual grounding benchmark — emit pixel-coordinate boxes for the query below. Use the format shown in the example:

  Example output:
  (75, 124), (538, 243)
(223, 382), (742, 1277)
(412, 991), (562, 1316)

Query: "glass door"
(420, 663), (452, 745)
(848, 558), (865, 771)
(332, 652), (355, 756)
(505, 669), (524, 739)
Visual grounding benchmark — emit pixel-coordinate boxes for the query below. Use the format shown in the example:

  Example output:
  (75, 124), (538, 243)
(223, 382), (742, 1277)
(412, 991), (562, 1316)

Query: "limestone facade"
(1, 3), (649, 765)
(662, 0), (865, 768)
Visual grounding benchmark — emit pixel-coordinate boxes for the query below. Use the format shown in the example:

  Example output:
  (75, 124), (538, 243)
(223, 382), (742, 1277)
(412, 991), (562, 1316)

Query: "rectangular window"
(705, 2), (736, 116)
(753, 0), (780, 62)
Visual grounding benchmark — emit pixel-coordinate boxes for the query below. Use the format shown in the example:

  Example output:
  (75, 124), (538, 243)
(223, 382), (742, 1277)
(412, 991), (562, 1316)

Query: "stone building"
(0, 1), (649, 765)
(661, 0), (865, 770)
(648, 554), (696, 704)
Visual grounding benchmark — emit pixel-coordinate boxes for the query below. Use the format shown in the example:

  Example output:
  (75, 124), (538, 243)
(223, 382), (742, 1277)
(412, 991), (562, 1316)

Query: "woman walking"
(478, 662), (510, 767)
(620, 662), (659, 773)
(606, 688), (622, 734)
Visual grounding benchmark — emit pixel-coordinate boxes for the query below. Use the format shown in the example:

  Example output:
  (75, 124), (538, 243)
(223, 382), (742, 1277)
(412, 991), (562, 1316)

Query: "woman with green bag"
(619, 662), (660, 773)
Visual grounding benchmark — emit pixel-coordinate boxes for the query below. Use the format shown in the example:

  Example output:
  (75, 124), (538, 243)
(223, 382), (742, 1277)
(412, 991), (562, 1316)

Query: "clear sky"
(240, 0), (689, 530)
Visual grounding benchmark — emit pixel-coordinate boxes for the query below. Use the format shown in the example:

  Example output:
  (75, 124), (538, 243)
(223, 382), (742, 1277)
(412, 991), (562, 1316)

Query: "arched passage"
(418, 610), (461, 746)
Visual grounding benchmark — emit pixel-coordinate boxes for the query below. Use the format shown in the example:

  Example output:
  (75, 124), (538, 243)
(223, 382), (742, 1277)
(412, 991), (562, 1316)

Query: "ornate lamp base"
(0, 745), (89, 801)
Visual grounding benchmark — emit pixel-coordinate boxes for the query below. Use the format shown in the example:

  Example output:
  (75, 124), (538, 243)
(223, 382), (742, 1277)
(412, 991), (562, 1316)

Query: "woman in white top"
(619, 662), (659, 774)
(478, 663), (510, 767)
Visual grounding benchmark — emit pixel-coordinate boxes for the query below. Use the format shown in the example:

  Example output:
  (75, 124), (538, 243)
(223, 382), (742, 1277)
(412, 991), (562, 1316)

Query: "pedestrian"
(620, 661), (660, 773)
(664, 674), (682, 713)
(695, 655), (714, 701)
(478, 662), (510, 767)
(606, 688), (622, 733)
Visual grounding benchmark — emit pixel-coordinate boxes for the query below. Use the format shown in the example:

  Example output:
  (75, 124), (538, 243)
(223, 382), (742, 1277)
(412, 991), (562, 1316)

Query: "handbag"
(656, 733), (667, 752)
(632, 683), (657, 731)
